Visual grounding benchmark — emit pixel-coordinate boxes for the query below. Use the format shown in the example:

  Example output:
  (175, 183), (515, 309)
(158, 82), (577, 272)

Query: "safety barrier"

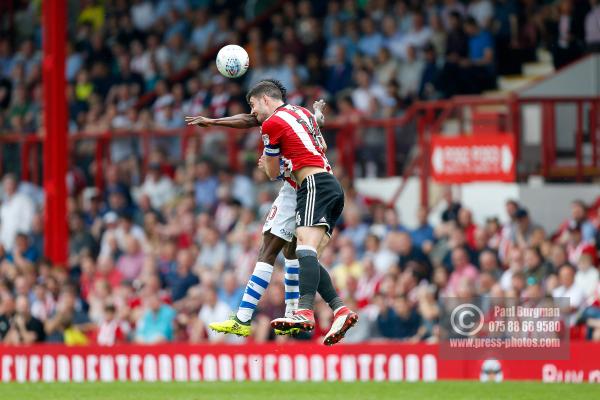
(0, 342), (599, 383)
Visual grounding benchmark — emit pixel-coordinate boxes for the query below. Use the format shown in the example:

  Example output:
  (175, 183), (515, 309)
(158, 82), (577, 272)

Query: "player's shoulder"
(261, 111), (289, 135)
(288, 104), (314, 117)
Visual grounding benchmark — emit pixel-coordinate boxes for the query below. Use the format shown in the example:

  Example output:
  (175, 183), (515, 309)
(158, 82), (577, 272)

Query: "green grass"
(0, 381), (598, 400)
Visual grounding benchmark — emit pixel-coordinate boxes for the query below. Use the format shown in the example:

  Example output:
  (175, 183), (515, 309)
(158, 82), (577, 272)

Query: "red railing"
(2, 95), (598, 205)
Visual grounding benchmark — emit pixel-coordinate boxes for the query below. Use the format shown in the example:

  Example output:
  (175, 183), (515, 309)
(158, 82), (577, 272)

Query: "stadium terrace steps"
(488, 48), (554, 94)
(523, 62), (555, 77)
(498, 75), (540, 92)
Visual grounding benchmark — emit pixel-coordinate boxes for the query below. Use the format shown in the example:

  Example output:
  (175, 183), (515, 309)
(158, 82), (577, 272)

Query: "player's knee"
(296, 227), (325, 249)
(257, 250), (277, 266)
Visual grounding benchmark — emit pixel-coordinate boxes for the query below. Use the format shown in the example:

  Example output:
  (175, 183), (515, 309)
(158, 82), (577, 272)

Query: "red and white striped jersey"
(262, 104), (331, 175)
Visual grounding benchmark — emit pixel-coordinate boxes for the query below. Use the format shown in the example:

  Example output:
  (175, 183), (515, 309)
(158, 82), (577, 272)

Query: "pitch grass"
(1, 381), (598, 400)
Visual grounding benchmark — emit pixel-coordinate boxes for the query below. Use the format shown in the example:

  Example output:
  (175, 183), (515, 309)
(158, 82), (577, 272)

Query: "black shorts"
(295, 172), (344, 236)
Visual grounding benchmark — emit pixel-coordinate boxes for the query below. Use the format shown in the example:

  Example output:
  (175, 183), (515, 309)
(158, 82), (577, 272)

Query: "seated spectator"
(365, 233), (397, 275)
(575, 250), (599, 298)
(355, 257), (383, 309)
(357, 18), (384, 57)
(374, 47), (398, 87)
(523, 247), (552, 287)
(500, 247), (524, 291)
(351, 68), (380, 114)
(566, 222), (596, 266)
(0, 174), (35, 251)
(447, 247), (480, 296)
(116, 235), (145, 281)
(552, 264), (585, 325)
(377, 295), (421, 340)
(479, 249), (502, 280)
(137, 162), (175, 209)
(44, 286), (92, 343)
(97, 304), (130, 346)
(5, 232), (39, 267)
(340, 206), (369, 256)
(548, 243), (569, 272)
(3, 295), (45, 344)
(217, 271), (243, 311)
(68, 212), (98, 268)
(198, 285), (231, 343)
(558, 200), (597, 244)
(332, 244), (364, 292)
(392, 231), (432, 279)
(194, 160), (219, 212)
(168, 248), (200, 302)
(100, 211), (148, 259)
(30, 283), (55, 322)
(195, 226), (227, 275)
(384, 207), (407, 233)
(510, 208), (538, 248)
(135, 293), (176, 343)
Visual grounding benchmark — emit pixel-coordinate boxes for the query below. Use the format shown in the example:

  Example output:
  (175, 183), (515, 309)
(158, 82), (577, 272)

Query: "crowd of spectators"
(1, 155), (600, 345)
(1, 0), (600, 346)
(1, 0), (600, 142)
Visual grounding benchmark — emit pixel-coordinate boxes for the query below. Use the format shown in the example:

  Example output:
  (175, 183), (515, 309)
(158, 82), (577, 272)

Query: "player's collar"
(263, 103), (288, 124)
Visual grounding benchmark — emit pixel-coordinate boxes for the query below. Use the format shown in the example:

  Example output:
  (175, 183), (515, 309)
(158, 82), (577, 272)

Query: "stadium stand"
(0, 0), (600, 347)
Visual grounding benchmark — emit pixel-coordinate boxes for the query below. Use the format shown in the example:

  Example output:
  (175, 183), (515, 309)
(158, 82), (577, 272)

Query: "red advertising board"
(430, 134), (516, 183)
(1, 342), (599, 383)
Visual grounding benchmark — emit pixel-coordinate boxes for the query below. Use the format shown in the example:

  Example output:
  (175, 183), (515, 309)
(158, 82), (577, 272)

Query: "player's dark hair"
(246, 79), (286, 103)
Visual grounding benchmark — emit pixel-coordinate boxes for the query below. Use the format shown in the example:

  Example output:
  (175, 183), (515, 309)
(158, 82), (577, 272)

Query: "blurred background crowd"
(1, 0), (600, 346)
(2, 162), (600, 345)
(1, 0), (600, 137)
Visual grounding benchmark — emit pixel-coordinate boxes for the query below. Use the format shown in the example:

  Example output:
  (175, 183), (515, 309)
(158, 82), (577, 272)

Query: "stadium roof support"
(42, 0), (68, 265)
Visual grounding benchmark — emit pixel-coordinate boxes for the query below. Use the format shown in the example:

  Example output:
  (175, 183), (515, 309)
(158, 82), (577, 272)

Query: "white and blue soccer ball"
(216, 44), (249, 79)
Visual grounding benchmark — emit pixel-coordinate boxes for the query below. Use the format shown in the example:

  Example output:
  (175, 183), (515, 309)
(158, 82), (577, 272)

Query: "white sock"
(284, 258), (300, 317)
(237, 262), (273, 323)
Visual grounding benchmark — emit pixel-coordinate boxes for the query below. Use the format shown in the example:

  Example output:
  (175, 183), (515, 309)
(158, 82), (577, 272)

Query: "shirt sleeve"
(261, 118), (282, 157)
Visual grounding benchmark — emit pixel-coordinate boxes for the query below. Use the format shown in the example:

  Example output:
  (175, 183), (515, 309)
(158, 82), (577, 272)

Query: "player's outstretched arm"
(185, 113), (259, 129)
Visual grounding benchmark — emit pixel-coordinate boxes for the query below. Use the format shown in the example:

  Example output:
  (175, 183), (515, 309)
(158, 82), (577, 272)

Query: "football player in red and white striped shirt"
(246, 80), (358, 345)
(186, 81), (352, 343)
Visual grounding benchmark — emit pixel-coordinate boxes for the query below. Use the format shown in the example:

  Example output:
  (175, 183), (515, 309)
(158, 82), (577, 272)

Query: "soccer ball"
(216, 45), (249, 79)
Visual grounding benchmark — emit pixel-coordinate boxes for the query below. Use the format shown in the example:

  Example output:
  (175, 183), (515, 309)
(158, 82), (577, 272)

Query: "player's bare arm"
(186, 100), (327, 130)
(262, 154), (280, 181)
(184, 113), (259, 128)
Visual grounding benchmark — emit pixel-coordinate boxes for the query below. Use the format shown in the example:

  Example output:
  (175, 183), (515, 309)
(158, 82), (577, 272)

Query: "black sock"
(317, 263), (344, 311)
(296, 246), (320, 310)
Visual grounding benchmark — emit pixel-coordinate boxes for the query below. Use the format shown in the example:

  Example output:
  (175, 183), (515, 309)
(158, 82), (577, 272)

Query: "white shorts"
(262, 181), (297, 242)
